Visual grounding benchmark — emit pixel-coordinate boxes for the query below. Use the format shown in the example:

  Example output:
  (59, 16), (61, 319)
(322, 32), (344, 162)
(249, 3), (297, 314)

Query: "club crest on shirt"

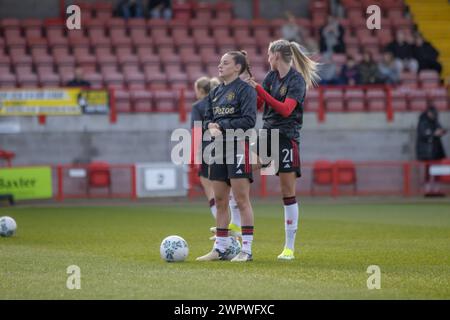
(279, 85), (287, 96)
(226, 92), (235, 101)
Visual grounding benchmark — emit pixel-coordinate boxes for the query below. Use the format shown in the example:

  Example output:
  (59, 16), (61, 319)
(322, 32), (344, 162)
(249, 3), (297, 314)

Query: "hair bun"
(240, 50), (248, 56)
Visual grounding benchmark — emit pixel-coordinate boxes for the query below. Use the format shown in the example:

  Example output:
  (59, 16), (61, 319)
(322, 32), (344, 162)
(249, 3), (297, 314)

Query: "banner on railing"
(0, 88), (109, 115)
(0, 166), (52, 200)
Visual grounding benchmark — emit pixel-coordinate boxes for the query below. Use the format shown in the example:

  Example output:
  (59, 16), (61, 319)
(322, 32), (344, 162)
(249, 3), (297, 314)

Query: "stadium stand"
(0, 0), (448, 116)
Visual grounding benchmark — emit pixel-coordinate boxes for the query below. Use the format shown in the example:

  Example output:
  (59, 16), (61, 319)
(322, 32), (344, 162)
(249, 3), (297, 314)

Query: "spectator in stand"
(340, 55), (361, 85)
(416, 105), (447, 195)
(358, 51), (380, 84)
(116, 0), (144, 18)
(281, 12), (305, 43)
(385, 30), (419, 73)
(66, 67), (91, 87)
(148, 0), (172, 19)
(413, 33), (442, 74)
(378, 51), (400, 84)
(319, 15), (346, 54)
(318, 53), (340, 85)
(281, 12), (318, 53)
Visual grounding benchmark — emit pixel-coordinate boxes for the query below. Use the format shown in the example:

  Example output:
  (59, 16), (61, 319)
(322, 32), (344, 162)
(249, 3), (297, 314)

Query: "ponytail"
(240, 50), (253, 78)
(226, 50), (252, 76)
(289, 42), (320, 89)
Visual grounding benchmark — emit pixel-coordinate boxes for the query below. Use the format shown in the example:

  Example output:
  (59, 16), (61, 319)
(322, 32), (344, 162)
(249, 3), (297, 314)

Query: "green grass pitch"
(1, 200), (449, 299)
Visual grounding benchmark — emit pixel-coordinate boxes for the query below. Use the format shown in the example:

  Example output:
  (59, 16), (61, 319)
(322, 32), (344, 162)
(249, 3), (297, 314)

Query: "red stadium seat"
(216, 39), (237, 56)
(114, 89), (132, 113)
(312, 160), (333, 195)
(172, 1), (192, 20)
(124, 69), (145, 88)
(366, 88), (386, 111)
(144, 68), (167, 89)
(16, 72), (39, 88)
(110, 27), (128, 39)
(84, 72), (104, 88)
(391, 87), (408, 111)
(324, 89), (344, 112)
(236, 36), (258, 50)
(206, 65), (219, 77)
(53, 46), (75, 66)
(128, 18), (146, 29)
(36, 65), (54, 75)
(426, 88), (448, 111)
(138, 48), (160, 66)
(10, 51), (32, 66)
(193, 1), (214, 21)
(38, 71), (60, 87)
(345, 88), (365, 111)
(87, 161), (111, 195)
(94, 2), (113, 21)
(400, 72), (418, 88)
(31, 47), (54, 66)
(58, 65), (75, 84)
(419, 70), (440, 89)
(5, 30), (26, 48)
(153, 90), (176, 112)
(24, 23), (43, 38)
(180, 47), (200, 65)
(0, 72), (16, 88)
(184, 90), (197, 112)
(1, 18), (21, 31)
(408, 90), (428, 111)
(118, 53), (139, 67)
(152, 34), (174, 48)
(103, 73), (125, 89)
(159, 50), (181, 64)
(343, 35), (359, 55)
(335, 160), (357, 193)
(304, 88), (320, 112)
(131, 89), (153, 112)
(106, 18), (126, 31)
(215, 1), (233, 20)
(232, 19), (251, 38)
(193, 31), (215, 49)
(167, 73), (189, 90)
(147, 19), (169, 37)
(252, 19), (272, 45)
(377, 30), (393, 47)
(130, 28), (151, 47)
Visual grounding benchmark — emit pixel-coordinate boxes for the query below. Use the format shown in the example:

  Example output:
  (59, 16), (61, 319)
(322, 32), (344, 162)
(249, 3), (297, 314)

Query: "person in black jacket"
(385, 30), (419, 73)
(416, 105), (447, 195)
(319, 16), (346, 54)
(66, 67), (91, 88)
(196, 51), (257, 262)
(416, 105), (446, 161)
(413, 33), (442, 73)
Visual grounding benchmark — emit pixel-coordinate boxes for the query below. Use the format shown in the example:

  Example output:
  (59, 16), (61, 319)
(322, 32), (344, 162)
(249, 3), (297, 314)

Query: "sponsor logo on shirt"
(213, 106), (235, 116)
(226, 92), (235, 101)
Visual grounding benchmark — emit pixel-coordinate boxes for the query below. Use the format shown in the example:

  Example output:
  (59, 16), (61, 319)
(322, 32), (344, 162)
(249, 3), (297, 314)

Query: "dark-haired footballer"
(196, 51), (257, 262)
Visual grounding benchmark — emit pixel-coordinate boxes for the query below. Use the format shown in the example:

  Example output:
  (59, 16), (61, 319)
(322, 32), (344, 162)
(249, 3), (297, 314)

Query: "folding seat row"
(114, 88), (191, 113)
(304, 87), (449, 112)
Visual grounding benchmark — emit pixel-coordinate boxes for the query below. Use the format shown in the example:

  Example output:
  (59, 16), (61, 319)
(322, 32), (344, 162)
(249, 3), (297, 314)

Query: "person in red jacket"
(246, 39), (319, 260)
